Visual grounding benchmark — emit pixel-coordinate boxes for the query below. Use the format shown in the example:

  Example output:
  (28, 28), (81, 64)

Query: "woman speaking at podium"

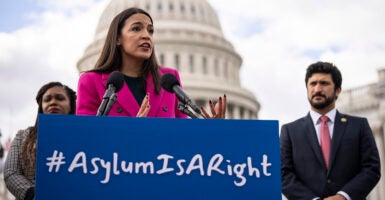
(76, 7), (225, 119)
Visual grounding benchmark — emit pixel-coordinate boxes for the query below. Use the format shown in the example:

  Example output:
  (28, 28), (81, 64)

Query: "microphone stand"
(177, 101), (198, 118)
(97, 84), (117, 116)
(198, 113), (206, 119)
(102, 92), (117, 116)
(97, 88), (112, 116)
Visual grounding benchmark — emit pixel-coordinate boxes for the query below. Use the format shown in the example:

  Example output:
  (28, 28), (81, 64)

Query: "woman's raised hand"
(136, 94), (150, 117)
(201, 94), (227, 119)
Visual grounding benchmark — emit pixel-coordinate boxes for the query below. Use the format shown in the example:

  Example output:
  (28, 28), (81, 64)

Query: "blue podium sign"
(36, 114), (281, 199)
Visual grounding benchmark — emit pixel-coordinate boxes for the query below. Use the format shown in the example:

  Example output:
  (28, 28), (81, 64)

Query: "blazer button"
(162, 106), (168, 112)
(116, 107), (123, 113)
(327, 179), (332, 183)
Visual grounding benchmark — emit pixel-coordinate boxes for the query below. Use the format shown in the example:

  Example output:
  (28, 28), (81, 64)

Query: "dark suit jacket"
(280, 111), (381, 200)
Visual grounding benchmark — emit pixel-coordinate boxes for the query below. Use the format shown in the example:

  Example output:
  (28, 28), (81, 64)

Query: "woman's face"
(42, 86), (71, 114)
(117, 13), (154, 62)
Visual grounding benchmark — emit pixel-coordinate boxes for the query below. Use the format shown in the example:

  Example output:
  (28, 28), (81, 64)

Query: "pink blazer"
(76, 67), (186, 118)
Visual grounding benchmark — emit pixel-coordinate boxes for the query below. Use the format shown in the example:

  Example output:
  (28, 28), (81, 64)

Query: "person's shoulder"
(282, 115), (309, 128)
(286, 115), (308, 125)
(159, 66), (179, 75)
(14, 127), (32, 140)
(78, 71), (107, 85)
(79, 71), (104, 79)
(337, 112), (367, 122)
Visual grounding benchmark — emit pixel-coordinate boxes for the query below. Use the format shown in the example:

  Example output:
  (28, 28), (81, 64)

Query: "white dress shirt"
(309, 108), (351, 200)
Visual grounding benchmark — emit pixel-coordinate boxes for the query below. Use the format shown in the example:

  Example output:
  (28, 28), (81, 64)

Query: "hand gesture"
(201, 94), (227, 119)
(136, 94), (150, 117)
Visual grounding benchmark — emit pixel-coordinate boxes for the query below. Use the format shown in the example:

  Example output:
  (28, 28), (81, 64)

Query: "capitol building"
(77, 0), (260, 119)
(76, 1), (385, 199)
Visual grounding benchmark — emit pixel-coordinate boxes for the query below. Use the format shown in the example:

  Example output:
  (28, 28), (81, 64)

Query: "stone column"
(233, 105), (240, 119)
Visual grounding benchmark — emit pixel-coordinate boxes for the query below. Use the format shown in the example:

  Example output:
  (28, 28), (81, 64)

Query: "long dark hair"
(21, 82), (76, 174)
(90, 7), (161, 94)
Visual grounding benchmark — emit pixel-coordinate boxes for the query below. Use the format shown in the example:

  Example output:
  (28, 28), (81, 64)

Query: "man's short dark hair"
(305, 61), (342, 90)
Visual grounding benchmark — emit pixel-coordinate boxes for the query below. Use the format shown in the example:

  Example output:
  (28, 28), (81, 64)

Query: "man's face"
(307, 73), (341, 110)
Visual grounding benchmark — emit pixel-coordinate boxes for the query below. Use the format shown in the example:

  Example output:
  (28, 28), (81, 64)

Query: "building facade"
(77, 0), (260, 119)
(337, 68), (385, 200)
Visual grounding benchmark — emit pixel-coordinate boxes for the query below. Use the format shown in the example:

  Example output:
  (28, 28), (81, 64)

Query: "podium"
(36, 114), (281, 199)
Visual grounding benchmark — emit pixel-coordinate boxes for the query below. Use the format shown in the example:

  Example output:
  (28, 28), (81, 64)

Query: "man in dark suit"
(280, 62), (381, 200)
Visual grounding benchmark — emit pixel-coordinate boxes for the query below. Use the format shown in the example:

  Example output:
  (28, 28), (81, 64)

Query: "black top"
(124, 75), (146, 105)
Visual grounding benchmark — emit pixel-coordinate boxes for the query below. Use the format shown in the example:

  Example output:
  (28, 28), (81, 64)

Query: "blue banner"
(36, 114), (281, 199)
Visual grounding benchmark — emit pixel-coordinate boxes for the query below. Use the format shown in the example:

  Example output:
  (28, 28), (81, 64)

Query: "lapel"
(327, 111), (347, 175)
(104, 70), (165, 117)
(304, 113), (325, 168)
(145, 72), (164, 117)
(102, 71), (140, 116)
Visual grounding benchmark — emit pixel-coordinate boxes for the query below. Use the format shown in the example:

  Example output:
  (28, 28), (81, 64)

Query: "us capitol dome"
(77, 0), (260, 119)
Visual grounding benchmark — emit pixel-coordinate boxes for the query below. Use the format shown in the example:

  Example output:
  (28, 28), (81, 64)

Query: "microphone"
(177, 101), (198, 118)
(97, 71), (124, 116)
(160, 73), (202, 116)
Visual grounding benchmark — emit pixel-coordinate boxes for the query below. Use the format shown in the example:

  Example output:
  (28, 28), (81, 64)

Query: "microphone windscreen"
(106, 71), (124, 92)
(160, 73), (180, 93)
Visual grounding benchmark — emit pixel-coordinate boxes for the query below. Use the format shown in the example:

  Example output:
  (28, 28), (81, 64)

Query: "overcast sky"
(1, 0), (385, 142)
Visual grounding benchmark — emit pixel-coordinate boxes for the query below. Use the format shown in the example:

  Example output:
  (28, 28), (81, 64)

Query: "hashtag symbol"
(46, 150), (66, 173)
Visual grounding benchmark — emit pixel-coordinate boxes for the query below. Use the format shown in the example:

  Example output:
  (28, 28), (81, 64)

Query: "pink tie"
(320, 116), (331, 169)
